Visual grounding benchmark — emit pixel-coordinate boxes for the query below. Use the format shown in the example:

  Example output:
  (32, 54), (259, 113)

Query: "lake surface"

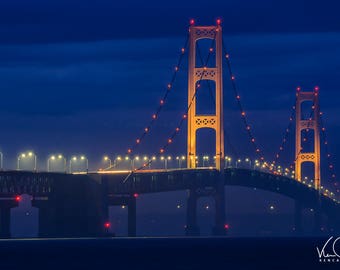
(0, 237), (332, 269)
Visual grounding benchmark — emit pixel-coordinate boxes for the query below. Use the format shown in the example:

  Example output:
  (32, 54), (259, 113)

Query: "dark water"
(0, 237), (333, 269)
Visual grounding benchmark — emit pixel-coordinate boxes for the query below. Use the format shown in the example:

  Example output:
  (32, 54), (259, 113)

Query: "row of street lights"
(103, 155), (259, 170)
(14, 151), (89, 173)
(1, 151), (291, 174)
(6, 151), (336, 198)
(102, 156), (295, 178)
(103, 155), (173, 170)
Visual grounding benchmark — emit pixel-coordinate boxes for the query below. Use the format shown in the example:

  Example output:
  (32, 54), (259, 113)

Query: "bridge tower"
(187, 22), (224, 170)
(295, 87), (321, 190)
(185, 21), (226, 236)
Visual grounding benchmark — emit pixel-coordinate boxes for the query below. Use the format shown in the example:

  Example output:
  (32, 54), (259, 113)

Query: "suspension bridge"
(0, 20), (339, 238)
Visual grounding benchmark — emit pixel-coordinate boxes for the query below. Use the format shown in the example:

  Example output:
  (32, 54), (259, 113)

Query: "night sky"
(1, 0), (340, 236)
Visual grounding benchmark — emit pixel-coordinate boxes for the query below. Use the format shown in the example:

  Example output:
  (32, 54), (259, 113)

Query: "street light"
(17, 151), (37, 171)
(235, 159), (241, 168)
(69, 155), (88, 173)
(69, 156), (77, 173)
(143, 156), (150, 168)
(59, 154), (67, 172)
(160, 156), (165, 169)
(47, 155), (55, 172)
(167, 156), (172, 169)
(160, 156), (171, 169)
(124, 156), (131, 169)
(203, 156), (209, 167)
(80, 155), (89, 173)
(225, 156), (231, 168)
(245, 158), (251, 169)
(17, 153), (25, 170)
(113, 155), (122, 168)
(277, 165), (282, 174)
(176, 156), (185, 168)
(29, 152), (37, 171)
(47, 154), (66, 172)
(151, 156), (156, 169)
(103, 156), (112, 169)
(132, 156), (139, 170)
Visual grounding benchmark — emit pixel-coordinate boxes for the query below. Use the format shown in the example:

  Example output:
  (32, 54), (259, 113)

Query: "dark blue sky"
(0, 0), (339, 179)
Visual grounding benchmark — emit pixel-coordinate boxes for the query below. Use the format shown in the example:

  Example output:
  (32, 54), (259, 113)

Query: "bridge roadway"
(0, 168), (339, 237)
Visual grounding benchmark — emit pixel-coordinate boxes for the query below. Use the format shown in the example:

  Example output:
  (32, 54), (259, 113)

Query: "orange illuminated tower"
(295, 87), (321, 190)
(187, 22), (224, 170)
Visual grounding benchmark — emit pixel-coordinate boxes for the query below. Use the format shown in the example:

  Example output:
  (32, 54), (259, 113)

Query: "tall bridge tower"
(187, 23), (224, 171)
(295, 87), (321, 190)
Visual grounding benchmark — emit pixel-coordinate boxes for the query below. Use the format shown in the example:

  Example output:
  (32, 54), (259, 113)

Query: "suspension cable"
(109, 32), (189, 170)
(320, 113), (339, 196)
(126, 29), (218, 175)
(222, 38), (266, 166)
(272, 102), (296, 166)
(196, 42), (240, 159)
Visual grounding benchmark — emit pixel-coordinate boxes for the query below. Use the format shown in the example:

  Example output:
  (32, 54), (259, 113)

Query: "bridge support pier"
(128, 196), (137, 237)
(101, 202), (109, 236)
(33, 200), (58, 237)
(0, 208), (11, 238)
(0, 201), (17, 238)
(107, 194), (137, 237)
(313, 208), (322, 235)
(212, 176), (226, 236)
(38, 204), (57, 238)
(294, 201), (303, 235)
(185, 189), (200, 236)
(185, 176), (227, 237)
(312, 193), (323, 235)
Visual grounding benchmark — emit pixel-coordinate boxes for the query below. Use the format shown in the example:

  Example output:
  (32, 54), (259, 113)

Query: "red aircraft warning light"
(15, 195), (21, 202)
(104, 222), (111, 229)
(224, 224), (230, 230)
(133, 193), (139, 198)
(189, 19), (195, 25)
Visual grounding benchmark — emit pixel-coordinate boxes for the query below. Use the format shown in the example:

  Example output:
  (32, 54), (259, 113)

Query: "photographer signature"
(317, 236), (340, 259)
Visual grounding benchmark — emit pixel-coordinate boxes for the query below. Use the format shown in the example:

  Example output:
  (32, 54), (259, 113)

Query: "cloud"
(0, 32), (339, 115)
(0, 0), (340, 44)
(0, 31), (339, 170)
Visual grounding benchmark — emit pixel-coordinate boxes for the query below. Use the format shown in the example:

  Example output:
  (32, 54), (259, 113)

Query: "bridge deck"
(0, 168), (338, 219)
